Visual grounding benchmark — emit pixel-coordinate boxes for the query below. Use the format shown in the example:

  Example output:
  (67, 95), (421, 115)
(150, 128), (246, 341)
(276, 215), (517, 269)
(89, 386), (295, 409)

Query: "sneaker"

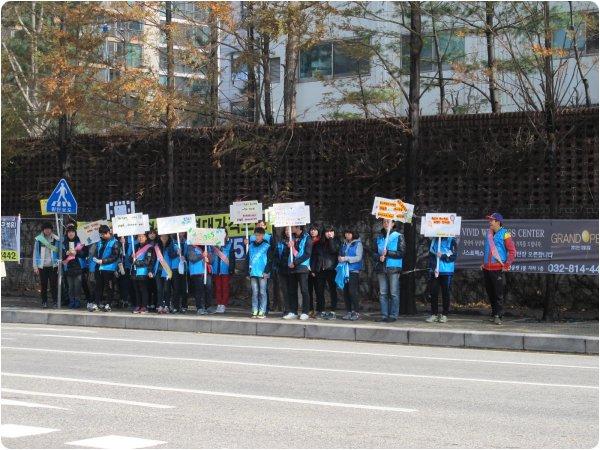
(171, 308), (178, 314)
(104, 304), (111, 312)
(149, 304), (156, 312)
(425, 315), (439, 323)
(282, 312), (298, 320)
(493, 315), (502, 325)
(42, 301), (48, 309)
(157, 306), (164, 314)
(350, 312), (359, 321)
(133, 307), (140, 314)
(251, 310), (258, 318)
(438, 315), (448, 323)
(139, 307), (147, 314)
(180, 308), (187, 314)
(299, 313), (309, 321)
(488, 315), (496, 323)
(341, 312), (352, 320)
(88, 303), (99, 312)
(327, 311), (336, 320)
(215, 305), (226, 314)
(163, 306), (170, 314)
(196, 308), (208, 315)
(309, 310), (316, 319)
(257, 312), (266, 319)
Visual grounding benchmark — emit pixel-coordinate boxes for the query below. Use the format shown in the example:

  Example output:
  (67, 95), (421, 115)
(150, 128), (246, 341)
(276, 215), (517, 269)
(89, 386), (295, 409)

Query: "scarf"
(154, 245), (173, 279)
(487, 229), (503, 264)
(62, 242), (84, 265)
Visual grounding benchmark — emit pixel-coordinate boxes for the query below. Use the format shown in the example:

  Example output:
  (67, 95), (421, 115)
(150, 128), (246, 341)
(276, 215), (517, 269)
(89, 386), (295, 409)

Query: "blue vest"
(483, 227), (509, 265)
(97, 238), (118, 272)
(133, 244), (152, 277)
(342, 240), (363, 272)
(295, 233), (311, 269)
(33, 235), (59, 268)
(430, 237), (456, 274)
(248, 240), (270, 277)
(188, 246), (210, 276)
(212, 240), (233, 275)
(169, 241), (187, 270)
(122, 239), (134, 270)
(153, 242), (171, 278)
(376, 231), (403, 269)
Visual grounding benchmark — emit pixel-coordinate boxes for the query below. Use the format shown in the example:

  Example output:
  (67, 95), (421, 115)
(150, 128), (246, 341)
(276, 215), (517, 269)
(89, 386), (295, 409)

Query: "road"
(1, 323), (598, 448)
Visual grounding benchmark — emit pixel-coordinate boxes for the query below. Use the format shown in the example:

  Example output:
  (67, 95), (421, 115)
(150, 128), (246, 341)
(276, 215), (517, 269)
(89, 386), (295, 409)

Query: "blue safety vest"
(188, 246), (210, 276)
(96, 238), (118, 272)
(376, 231), (403, 269)
(483, 227), (510, 265)
(429, 237), (456, 274)
(211, 240), (233, 275)
(133, 244), (152, 277)
(248, 240), (270, 277)
(341, 239), (363, 272)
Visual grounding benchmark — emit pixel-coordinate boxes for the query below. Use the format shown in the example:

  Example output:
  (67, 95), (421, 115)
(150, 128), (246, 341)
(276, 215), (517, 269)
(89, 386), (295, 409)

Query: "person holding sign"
(186, 243), (213, 315)
(154, 234), (173, 314)
(283, 225), (313, 321)
(373, 219), (405, 322)
(311, 224), (340, 319)
(339, 229), (363, 321)
(131, 232), (156, 314)
(32, 222), (59, 309)
(425, 237), (457, 323)
(273, 228), (292, 316)
(89, 224), (121, 312)
(482, 213), (517, 325)
(211, 230), (236, 314)
(247, 227), (273, 318)
(168, 232), (188, 313)
(62, 225), (88, 309)
(146, 229), (159, 312)
(116, 235), (135, 309)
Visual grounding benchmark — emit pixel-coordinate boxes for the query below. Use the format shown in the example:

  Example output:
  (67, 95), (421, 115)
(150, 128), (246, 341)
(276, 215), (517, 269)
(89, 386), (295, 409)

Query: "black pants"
(343, 272), (360, 313)
(308, 273), (317, 312)
(315, 269), (338, 312)
(94, 270), (114, 306)
(147, 277), (158, 307)
(428, 274), (452, 315)
(172, 272), (187, 310)
(156, 276), (171, 307)
(39, 267), (57, 304)
(484, 270), (505, 317)
(118, 272), (133, 307)
(133, 277), (149, 308)
(275, 272), (290, 314)
(81, 269), (92, 302)
(287, 272), (309, 315)
(191, 275), (212, 310)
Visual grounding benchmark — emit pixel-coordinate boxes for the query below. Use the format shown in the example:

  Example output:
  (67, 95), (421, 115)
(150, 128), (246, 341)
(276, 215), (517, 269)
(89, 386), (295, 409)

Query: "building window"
(299, 40), (370, 80)
(231, 52), (248, 83)
(160, 49), (204, 75)
(115, 21), (143, 36)
(401, 32), (465, 73)
(172, 2), (207, 21)
(160, 22), (210, 47)
(552, 28), (586, 53)
(269, 57), (281, 83)
(160, 75), (209, 96)
(106, 42), (142, 68)
(585, 11), (599, 54)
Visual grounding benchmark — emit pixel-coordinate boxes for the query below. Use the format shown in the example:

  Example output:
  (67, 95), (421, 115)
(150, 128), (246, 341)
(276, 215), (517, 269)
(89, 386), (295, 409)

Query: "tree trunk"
(283, 23), (299, 124)
(165, 1), (175, 215)
(208, 9), (220, 126)
(568, 1), (591, 107)
(58, 114), (71, 180)
(431, 17), (445, 114)
(245, 3), (259, 124)
(401, 1), (422, 316)
(261, 32), (274, 125)
(485, 2), (500, 113)
(542, 1), (558, 322)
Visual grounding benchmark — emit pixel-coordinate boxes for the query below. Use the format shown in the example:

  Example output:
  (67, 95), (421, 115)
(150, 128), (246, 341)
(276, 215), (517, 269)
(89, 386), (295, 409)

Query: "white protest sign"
(187, 228), (226, 246)
(371, 196), (414, 223)
(420, 213), (462, 237)
(77, 220), (111, 245)
(229, 201), (263, 224)
(271, 202), (311, 227)
(156, 214), (196, 235)
(112, 213), (150, 237)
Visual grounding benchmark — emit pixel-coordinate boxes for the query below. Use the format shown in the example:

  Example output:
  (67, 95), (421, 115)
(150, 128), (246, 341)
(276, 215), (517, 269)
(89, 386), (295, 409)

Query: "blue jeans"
(377, 272), (400, 318)
(251, 276), (268, 313)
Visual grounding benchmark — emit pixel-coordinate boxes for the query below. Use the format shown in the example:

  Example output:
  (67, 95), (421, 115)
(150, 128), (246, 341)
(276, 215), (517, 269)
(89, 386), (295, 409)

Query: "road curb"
(1, 309), (597, 355)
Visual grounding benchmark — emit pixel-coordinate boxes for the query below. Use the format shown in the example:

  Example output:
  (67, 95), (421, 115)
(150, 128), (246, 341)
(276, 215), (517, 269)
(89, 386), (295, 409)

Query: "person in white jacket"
(32, 222), (60, 308)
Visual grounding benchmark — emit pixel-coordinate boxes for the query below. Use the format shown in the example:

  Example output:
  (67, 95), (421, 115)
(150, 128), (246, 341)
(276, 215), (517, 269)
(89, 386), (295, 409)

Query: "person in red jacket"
(482, 212), (516, 325)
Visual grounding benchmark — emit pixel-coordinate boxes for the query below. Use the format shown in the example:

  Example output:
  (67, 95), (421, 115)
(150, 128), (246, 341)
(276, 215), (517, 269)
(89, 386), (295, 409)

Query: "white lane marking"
(2, 373), (416, 413)
(9, 332), (598, 370)
(1, 326), (96, 333)
(0, 424), (59, 438)
(2, 347), (597, 390)
(1, 337), (16, 340)
(65, 435), (166, 449)
(1, 388), (174, 409)
(1, 399), (69, 410)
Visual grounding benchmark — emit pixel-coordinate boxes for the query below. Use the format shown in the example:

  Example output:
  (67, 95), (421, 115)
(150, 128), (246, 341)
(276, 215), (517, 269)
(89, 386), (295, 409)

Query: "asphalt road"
(1, 323), (598, 448)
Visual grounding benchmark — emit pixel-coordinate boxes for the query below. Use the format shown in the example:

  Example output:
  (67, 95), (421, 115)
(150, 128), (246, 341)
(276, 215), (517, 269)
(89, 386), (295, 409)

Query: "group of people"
(32, 212), (516, 324)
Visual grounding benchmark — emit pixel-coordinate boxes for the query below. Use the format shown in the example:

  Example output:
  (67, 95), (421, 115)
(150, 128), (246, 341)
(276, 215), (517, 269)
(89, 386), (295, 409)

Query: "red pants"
(213, 275), (230, 306)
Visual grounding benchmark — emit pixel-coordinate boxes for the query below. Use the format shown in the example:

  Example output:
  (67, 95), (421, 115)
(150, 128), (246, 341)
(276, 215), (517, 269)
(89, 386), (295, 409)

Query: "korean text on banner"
(371, 197), (414, 223)
(112, 213), (150, 237)
(271, 202), (311, 227)
(77, 220), (111, 245)
(229, 201), (263, 224)
(156, 214), (196, 235)
(187, 228), (226, 246)
(420, 213), (462, 237)
(1, 216), (21, 262)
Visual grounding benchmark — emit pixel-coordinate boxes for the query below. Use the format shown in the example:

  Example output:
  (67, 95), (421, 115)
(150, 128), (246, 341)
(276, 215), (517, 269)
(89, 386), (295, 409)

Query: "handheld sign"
(156, 214), (196, 235)
(271, 202), (311, 264)
(77, 220), (111, 246)
(47, 179), (77, 214)
(230, 201), (263, 253)
(106, 200), (135, 220)
(371, 196), (414, 223)
(187, 228), (226, 246)
(420, 213), (461, 278)
(112, 213), (150, 237)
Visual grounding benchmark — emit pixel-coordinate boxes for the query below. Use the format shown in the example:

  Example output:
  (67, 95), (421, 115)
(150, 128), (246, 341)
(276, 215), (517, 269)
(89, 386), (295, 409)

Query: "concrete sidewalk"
(2, 303), (597, 355)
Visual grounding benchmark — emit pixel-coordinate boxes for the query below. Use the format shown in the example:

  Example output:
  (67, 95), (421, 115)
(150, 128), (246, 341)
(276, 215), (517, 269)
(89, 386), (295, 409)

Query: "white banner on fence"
(77, 220), (111, 245)
(420, 213), (462, 237)
(156, 214), (196, 235)
(187, 228), (226, 246)
(112, 213), (150, 237)
(1, 216), (21, 263)
(271, 202), (311, 227)
(371, 196), (414, 223)
(106, 200), (135, 220)
(229, 201), (263, 224)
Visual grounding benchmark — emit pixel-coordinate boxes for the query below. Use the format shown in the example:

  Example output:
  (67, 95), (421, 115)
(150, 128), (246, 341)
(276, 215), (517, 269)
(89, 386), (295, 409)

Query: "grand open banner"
(455, 220), (599, 275)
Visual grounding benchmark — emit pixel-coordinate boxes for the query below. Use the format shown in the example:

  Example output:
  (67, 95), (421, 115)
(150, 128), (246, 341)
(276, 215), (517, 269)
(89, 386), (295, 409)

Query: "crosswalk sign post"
(46, 179), (77, 309)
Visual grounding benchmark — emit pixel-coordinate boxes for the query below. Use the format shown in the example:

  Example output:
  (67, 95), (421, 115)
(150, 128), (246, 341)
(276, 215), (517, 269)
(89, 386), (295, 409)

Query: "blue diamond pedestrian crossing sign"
(46, 179), (77, 214)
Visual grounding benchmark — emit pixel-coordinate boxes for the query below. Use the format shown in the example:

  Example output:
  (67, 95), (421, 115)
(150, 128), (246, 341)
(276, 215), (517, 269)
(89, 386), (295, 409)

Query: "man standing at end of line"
(482, 212), (516, 325)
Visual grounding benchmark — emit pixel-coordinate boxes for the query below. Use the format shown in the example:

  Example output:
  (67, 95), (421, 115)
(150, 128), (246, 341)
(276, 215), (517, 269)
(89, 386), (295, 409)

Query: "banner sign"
(112, 213), (149, 237)
(77, 220), (111, 246)
(229, 201), (263, 224)
(420, 213), (462, 237)
(1, 216), (21, 262)
(106, 200), (135, 220)
(371, 197), (414, 223)
(39, 199), (52, 216)
(271, 202), (311, 227)
(187, 228), (226, 246)
(456, 220), (599, 275)
(156, 214), (196, 235)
